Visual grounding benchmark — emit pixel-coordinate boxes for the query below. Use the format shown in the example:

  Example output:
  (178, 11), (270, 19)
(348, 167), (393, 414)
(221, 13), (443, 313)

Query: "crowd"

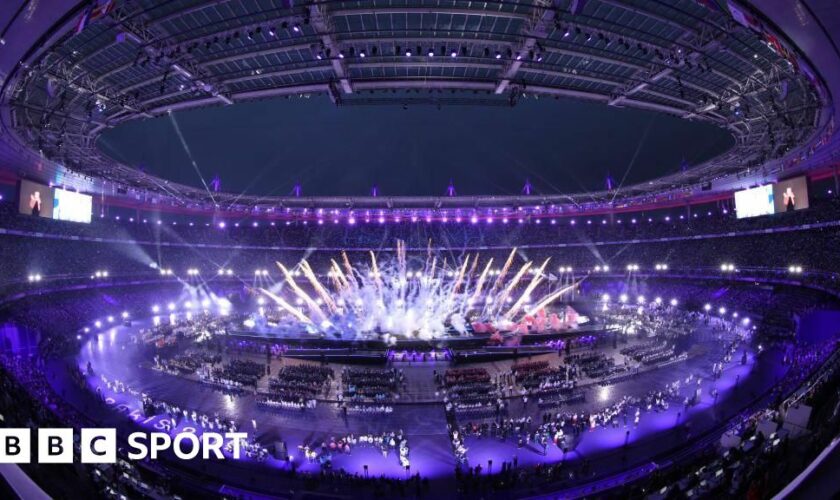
(505, 360), (578, 400)
(261, 363), (333, 409)
(3, 195), (840, 294)
(200, 358), (265, 390)
(4, 192), (840, 497)
(341, 367), (404, 401)
(621, 341), (677, 365)
(155, 348), (222, 375)
(439, 367), (503, 417)
(299, 431), (411, 470)
(2, 193), (840, 250)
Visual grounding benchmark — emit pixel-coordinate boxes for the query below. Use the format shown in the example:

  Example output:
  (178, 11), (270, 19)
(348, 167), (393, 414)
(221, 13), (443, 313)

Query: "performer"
(783, 186), (796, 212)
(29, 190), (42, 216)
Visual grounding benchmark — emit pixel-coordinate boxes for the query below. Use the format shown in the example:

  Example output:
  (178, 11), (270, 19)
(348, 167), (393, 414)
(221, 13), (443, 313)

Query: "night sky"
(97, 95), (734, 197)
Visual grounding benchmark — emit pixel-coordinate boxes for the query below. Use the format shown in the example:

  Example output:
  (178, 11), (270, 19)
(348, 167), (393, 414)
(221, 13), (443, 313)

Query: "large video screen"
(18, 180), (54, 219)
(734, 184), (774, 219)
(773, 176), (809, 213)
(53, 188), (93, 223)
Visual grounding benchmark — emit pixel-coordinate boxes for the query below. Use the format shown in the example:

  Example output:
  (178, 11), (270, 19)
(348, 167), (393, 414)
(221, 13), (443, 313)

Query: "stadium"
(0, 0), (839, 498)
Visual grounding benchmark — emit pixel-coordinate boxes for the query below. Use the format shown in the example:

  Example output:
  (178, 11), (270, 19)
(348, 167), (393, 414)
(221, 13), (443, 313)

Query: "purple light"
(550, 219), (556, 225)
(570, 219), (576, 225)
(378, 216), (385, 224)
(486, 216), (493, 224)
(411, 216), (418, 222)
(502, 217), (509, 224)
(348, 217), (356, 225)
(470, 216), (478, 224)
(517, 218), (524, 224)
(425, 216), (432, 223)
(455, 216), (462, 223)
(318, 219), (324, 225)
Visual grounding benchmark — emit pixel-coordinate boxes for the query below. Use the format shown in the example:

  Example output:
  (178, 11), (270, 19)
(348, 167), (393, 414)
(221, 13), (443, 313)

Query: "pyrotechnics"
(257, 242), (580, 340)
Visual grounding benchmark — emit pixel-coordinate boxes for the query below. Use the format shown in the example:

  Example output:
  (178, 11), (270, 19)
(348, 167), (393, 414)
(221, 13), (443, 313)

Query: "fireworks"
(259, 242), (578, 339)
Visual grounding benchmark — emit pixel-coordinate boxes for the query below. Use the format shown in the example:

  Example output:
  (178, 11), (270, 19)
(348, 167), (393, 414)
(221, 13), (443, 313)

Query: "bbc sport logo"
(0, 428), (248, 463)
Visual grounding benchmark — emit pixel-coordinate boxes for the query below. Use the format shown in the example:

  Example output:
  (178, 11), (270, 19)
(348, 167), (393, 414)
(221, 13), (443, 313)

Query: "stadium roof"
(0, 0), (833, 212)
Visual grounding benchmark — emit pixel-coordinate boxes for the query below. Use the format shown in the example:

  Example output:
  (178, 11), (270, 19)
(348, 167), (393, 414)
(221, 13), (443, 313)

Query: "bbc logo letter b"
(0, 429), (30, 463)
(39, 428), (73, 463)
